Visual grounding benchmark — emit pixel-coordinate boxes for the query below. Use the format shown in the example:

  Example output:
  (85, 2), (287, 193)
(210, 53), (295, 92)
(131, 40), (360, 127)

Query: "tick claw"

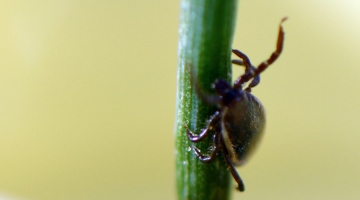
(237, 184), (245, 192)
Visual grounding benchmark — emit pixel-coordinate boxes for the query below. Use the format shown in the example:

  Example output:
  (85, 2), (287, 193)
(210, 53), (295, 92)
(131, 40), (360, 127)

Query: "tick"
(187, 17), (287, 192)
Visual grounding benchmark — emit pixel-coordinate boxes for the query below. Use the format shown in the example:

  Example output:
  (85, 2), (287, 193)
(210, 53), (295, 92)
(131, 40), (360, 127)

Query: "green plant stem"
(175, 0), (238, 199)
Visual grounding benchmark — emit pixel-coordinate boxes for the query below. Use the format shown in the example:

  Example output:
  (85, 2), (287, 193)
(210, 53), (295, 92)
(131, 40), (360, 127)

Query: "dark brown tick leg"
(232, 58), (256, 77)
(186, 111), (220, 142)
(233, 17), (287, 89)
(231, 59), (244, 66)
(231, 50), (254, 90)
(192, 133), (221, 163)
(232, 59), (260, 91)
(254, 17), (287, 76)
(231, 50), (253, 72)
(231, 50), (256, 89)
(224, 154), (245, 192)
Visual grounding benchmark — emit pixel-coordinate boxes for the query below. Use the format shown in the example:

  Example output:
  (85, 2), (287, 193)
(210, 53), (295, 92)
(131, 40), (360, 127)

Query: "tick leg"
(232, 59), (260, 91)
(231, 50), (253, 72)
(231, 59), (245, 67)
(254, 17), (287, 76)
(232, 50), (254, 89)
(224, 154), (245, 192)
(186, 111), (220, 142)
(232, 59), (258, 74)
(192, 133), (221, 163)
(233, 17), (287, 89)
(245, 75), (260, 92)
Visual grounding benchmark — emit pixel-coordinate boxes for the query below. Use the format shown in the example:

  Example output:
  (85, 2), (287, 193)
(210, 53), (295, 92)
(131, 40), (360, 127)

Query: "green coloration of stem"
(175, 0), (238, 199)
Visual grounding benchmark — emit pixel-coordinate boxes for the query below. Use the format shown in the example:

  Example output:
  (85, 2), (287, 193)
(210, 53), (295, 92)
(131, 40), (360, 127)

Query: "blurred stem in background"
(175, 0), (238, 199)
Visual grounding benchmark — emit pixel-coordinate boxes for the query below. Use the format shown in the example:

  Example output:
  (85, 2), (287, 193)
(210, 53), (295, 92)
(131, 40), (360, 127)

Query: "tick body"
(187, 17), (287, 192)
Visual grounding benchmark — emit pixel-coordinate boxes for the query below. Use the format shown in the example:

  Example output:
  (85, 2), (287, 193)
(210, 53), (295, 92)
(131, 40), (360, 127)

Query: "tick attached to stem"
(187, 17), (287, 192)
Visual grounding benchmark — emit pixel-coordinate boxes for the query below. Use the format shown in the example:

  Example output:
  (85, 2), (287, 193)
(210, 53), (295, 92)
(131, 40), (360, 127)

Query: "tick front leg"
(232, 59), (260, 91)
(233, 17), (287, 88)
(186, 111), (220, 142)
(254, 17), (287, 76)
(224, 154), (245, 192)
(231, 50), (255, 89)
(231, 50), (253, 72)
(192, 133), (221, 163)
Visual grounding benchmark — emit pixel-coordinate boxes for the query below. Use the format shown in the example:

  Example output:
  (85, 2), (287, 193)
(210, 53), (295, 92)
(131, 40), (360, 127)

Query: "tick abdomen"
(221, 92), (266, 166)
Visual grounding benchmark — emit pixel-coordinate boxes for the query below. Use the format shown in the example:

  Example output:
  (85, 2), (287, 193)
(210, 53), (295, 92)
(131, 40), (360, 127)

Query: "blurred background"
(0, 0), (359, 199)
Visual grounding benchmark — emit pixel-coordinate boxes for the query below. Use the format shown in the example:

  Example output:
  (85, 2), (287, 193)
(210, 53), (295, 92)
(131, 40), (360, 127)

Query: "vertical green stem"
(175, 0), (238, 199)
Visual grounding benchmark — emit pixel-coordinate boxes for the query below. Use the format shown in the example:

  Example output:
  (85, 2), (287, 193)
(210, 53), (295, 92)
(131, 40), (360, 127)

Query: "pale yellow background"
(0, 1), (359, 200)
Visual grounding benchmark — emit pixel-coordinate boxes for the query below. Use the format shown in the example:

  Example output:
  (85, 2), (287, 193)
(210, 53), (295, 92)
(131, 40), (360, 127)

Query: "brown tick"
(187, 17), (287, 192)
